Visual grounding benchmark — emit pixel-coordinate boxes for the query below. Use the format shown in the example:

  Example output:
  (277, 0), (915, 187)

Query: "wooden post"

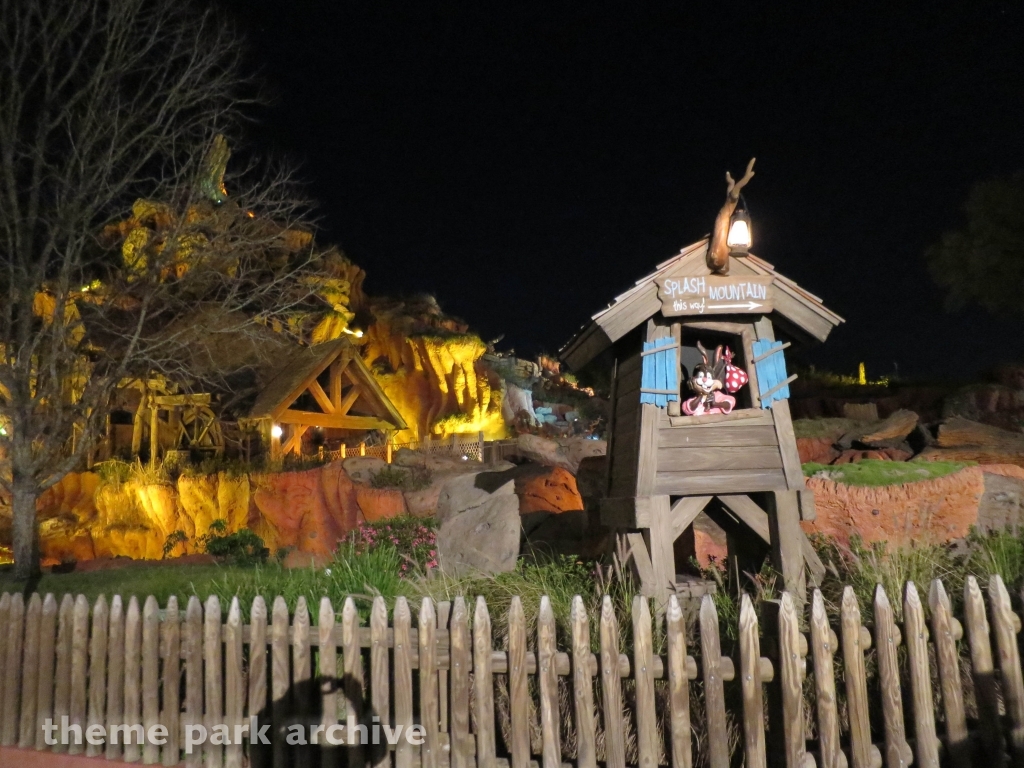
(700, 595), (729, 768)
(418, 599), (439, 768)
(340, 443), (347, 459)
(928, 580), (969, 768)
(809, 590), (841, 768)
(52, 595), (74, 755)
(473, 597), (496, 768)
(478, 431), (484, 462)
(386, 434), (393, 464)
(204, 595), (224, 768)
(766, 592), (806, 768)
(641, 495), (676, 609)
(183, 597), (202, 768)
(507, 598), (530, 768)
(903, 582), (939, 768)
(769, 491), (806, 600)
(35, 594), (59, 751)
(149, 404), (160, 468)
(18, 593), (41, 750)
(449, 597), (471, 768)
(570, 596), (597, 768)
(394, 598), (414, 768)
(68, 595), (89, 756)
(360, 441), (366, 457)
(840, 587), (874, 768)
(989, 574), (1024, 764)
(224, 598), (245, 768)
(632, 596), (658, 768)
(537, 596), (560, 768)
(270, 597), (289, 768)
(666, 595), (692, 768)
(370, 597), (390, 768)
(142, 596), (161, 764)
(599, 596), (626, 768)
(874, 585), (910, 768)
(965, 575), (1004, 768)
(162, 597), (181, 766)
(85, 594), (109, 757)
(738, 594), (767, 768)
(341, 597), (364, 768)
(103, 596), (124, 760)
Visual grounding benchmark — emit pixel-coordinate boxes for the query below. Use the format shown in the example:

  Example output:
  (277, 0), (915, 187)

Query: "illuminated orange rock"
(801, 466), (989, 547)
(354, 486), (407, 521)
(360, 300), (506, 442)
(251, 461), (360, 556)
(516, 466), (584, 515)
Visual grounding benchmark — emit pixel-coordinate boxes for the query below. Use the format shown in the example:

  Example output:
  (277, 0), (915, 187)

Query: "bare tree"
(0, 0), (317, 578)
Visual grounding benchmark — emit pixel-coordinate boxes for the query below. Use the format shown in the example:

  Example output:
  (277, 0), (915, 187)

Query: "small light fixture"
(726, 197), (752, 256)
(271, 425), (283, 439)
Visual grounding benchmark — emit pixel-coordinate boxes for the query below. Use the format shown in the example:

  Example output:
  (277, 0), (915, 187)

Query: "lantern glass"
(271, 425), (283, 439)
(727, 209), (752, 253)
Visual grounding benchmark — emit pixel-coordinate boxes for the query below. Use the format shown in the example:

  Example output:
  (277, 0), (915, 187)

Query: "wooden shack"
(101, 310), (406, 464)
(561, 237), (843, 602)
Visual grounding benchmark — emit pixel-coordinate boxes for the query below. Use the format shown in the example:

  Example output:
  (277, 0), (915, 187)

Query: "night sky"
(220, 0), (1024, 381)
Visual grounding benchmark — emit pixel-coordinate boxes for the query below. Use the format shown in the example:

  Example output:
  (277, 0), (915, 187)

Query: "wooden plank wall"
(654, 413), (787, 496)
(608, 347), (643, 498)
(1, 577), (1023, 768)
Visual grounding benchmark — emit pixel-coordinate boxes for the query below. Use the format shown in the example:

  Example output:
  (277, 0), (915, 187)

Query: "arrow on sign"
(707, 301), (764, 311)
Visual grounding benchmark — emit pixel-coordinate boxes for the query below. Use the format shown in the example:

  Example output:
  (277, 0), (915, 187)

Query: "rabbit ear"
(696, 341), (710, 364)
(714, 345), (724, 363)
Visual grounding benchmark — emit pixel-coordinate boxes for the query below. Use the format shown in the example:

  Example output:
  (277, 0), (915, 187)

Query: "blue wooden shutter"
(752, 339), (791, 408)
(640, 337), (679, 407)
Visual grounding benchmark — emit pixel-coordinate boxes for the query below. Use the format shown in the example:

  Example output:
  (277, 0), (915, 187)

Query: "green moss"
(802, 459), (973, 486)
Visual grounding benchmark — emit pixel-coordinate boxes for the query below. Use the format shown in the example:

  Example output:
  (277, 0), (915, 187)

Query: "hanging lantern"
(727, 205), (752, 256)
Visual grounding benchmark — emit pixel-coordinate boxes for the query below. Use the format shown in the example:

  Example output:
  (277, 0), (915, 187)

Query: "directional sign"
(655, 275), (774, 316)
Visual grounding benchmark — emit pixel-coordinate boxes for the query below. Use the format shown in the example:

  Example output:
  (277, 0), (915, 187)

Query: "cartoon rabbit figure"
(682, 342), (737, 416)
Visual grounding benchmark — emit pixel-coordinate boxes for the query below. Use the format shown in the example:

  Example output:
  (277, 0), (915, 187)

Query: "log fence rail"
(0, 574), (1022, 767)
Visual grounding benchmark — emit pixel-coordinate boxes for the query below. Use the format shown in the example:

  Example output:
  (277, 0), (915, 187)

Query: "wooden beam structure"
(277, 409), (395, 432)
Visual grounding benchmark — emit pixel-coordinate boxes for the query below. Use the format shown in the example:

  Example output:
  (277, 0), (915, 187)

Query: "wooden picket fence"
(1, 574), (1023, 767)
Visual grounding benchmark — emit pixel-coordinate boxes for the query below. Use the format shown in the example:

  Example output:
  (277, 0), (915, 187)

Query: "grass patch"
(802, 459), (971, 486)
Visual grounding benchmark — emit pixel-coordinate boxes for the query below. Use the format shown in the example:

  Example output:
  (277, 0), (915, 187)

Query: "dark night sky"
(219, 0), (1024, 381)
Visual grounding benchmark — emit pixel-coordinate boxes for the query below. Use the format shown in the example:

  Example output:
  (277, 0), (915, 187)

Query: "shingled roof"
(560, 238), (844, 371)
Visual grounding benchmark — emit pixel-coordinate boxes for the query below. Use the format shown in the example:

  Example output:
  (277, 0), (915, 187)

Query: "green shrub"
(162, 530), (188, 559)
(197, 519), (268, 566)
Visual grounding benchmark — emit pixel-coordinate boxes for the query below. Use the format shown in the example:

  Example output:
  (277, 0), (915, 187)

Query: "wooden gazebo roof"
(249, 338), (407, 432)
(560, 238), (844, 371)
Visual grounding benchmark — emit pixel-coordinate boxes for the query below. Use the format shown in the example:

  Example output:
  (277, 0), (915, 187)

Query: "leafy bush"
(369, 465), (433, 491)
(350, 517), (437, 574)
(198, 519), (268, 566)
(162, 530), (188, 559)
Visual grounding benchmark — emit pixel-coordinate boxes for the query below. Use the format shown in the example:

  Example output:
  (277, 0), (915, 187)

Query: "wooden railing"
(0, 575), (1022, 767)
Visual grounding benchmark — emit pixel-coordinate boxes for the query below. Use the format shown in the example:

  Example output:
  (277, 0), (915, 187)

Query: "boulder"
(515, 434), (572, 471)
(392, 448), (426, 468)
(797, 437), (840, 465)
(501, 383), (538, 425)
(354, 486), (408, 522)
(436, 471), (520, 575)
(675, 511), (727, 570)
(833, 448), (912, 464)
(560, 437), (608, 473)
(516, 466), (584, 515)
(575, 455), (608, 500)
(342, 456), (388, 484)
(520, 507), (612, 560)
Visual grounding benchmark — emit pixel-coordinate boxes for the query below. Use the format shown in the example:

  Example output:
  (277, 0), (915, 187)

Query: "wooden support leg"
(643, 496), (676, 610)
(769, 491), (806, 600)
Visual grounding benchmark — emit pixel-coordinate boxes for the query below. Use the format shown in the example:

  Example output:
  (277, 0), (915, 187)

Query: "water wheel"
(178, 405), (224, 455)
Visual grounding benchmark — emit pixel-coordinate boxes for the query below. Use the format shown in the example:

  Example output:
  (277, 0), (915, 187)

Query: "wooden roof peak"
(562, 238), (844, 371)
(249, 338), (407, 432)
